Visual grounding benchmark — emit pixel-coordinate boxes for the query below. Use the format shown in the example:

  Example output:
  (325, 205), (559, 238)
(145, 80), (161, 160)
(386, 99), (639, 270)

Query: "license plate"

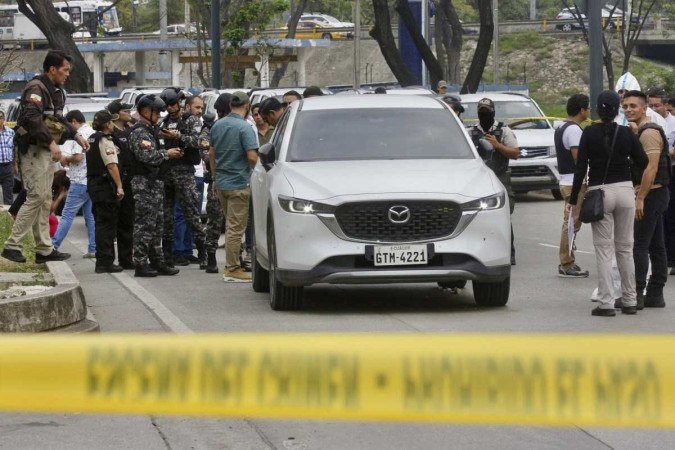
(373, 244), (428, 267)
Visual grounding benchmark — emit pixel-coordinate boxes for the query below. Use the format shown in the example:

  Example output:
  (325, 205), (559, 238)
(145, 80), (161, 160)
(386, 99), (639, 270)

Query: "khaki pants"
(218, 187), (250, 272)
(590, 182), (637, 308)
(4, 145), (54, 255)
(559, 184), (587, 267)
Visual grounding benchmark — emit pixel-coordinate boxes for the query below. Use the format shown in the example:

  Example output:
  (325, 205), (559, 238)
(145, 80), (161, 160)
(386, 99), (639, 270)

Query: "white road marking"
(538, 242), (593, 254)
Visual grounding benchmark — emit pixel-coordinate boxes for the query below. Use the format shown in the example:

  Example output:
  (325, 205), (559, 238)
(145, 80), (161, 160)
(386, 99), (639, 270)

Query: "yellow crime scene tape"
(0, 333), (673, 428)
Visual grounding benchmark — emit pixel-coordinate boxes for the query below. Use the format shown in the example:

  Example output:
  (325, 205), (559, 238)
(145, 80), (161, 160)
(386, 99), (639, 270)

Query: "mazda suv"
(251, 95), (512, 310)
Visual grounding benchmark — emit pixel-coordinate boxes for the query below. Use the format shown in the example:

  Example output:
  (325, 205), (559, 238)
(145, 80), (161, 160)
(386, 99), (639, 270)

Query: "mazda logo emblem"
(388, 205), (410, 224)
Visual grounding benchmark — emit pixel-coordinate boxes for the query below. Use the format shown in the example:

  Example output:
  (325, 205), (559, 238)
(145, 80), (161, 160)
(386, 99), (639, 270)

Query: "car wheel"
(551, 188), (564, 200)
(438, 280), (467, 289)
(473, 277), (510, 307)
(267, 217), (303, 311)
(251, 213), (270, 293)
(321, 33), (332, 40)
(562, 23), (573, 32)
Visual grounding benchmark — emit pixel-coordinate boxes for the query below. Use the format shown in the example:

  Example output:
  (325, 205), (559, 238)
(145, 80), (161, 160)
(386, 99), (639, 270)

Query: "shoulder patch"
(141, 139), (152, 150)
(29, 93), (42, 104)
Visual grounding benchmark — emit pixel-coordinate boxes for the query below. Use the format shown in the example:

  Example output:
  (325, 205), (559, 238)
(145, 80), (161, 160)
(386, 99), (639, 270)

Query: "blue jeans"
(173, 176), (203, 257)
(53, 183), (95, 253)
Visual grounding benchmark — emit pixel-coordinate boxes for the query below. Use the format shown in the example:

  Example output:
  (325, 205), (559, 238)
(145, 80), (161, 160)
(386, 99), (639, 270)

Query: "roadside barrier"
(0, 334), (673, 427)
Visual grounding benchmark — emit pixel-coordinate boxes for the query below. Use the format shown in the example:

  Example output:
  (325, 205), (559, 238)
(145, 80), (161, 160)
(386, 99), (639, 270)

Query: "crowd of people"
(2, 51), (674, 304)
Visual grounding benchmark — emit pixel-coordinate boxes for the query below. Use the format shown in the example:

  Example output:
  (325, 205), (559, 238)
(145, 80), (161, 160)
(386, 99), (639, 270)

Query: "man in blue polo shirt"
(208, 91), (258, 282)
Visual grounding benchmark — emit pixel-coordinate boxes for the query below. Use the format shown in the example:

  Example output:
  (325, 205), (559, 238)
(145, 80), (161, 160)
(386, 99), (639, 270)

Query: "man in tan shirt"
(623, 90), (670, 309)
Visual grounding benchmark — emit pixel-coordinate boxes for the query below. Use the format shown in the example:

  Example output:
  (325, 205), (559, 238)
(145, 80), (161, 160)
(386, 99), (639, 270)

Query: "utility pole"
(353, 0), (361, 89)
(530, 0), (536, 21)
(492, 0), (499, 84)
(159, 0), (169, 73)
(185, 1), (191, 37)
(211, 0), (221, 88)
(588, 1), (602, 117)
(132, 0), (138, 32)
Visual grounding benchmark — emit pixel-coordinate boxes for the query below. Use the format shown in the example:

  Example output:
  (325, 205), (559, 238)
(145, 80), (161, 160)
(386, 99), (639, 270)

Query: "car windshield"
(287, 108), (474, 162)
(463, 100), (551, 130)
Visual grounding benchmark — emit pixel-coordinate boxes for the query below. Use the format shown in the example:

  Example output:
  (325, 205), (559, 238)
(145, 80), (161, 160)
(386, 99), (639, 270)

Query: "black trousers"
(634, 187), (670, 293)
(0, 162), (13, 205)
(116, 178), (134, 266)
(665, 173), (675, 267)
(93, 200), (119, 267)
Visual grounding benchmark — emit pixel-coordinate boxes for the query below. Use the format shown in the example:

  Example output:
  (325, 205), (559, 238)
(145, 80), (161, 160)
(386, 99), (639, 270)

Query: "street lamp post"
(132, 0), (138, 32)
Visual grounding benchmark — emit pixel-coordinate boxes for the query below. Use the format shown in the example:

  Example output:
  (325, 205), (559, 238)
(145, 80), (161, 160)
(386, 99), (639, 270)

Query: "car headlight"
(278, 195), (335, 214)
(461, 192), (506, 211)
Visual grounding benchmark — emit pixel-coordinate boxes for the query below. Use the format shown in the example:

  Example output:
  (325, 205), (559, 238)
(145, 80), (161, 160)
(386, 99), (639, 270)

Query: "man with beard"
(470, 98), (520, 265)
(158, 88), (206, 268)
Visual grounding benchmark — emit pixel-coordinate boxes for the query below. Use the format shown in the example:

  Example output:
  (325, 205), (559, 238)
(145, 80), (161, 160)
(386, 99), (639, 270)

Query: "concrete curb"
(0, 261), (99, 333)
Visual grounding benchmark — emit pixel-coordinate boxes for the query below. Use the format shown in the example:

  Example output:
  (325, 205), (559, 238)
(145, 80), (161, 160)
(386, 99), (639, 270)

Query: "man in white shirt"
(614, 73), (667, 128)
(555, 94), (590, 277)
(52, 110), (96, 257)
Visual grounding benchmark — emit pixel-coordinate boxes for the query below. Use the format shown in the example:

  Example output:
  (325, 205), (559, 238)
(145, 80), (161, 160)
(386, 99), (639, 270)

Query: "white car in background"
(460, 93), (561, 199)
(251, 95), (512, 310)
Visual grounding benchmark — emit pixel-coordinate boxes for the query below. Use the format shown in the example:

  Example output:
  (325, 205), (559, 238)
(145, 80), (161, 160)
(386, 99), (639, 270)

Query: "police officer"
(200, 93), (231, 273)
(107, 99), (135, 269)
(442, 93), (465, 120)
(129, 94), (182, 277)
(87, 110), (124, 273)
(158, 88), (207, 268)
(470, 98), (520, 265)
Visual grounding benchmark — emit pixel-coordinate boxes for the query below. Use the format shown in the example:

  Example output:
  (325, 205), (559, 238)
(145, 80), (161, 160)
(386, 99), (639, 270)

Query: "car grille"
(510, 165), (552, 178)
(519, 147), (549, 158)
(334, 201), (463, 242)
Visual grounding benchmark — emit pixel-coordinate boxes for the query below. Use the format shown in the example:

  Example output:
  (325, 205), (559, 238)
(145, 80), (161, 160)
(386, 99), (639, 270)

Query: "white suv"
(461, 93), (561, 199)
(251, 95), (512, 310)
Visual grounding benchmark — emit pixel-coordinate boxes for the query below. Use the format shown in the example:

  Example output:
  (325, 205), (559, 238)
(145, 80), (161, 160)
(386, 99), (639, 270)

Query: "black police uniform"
(112, 125), (135, 268)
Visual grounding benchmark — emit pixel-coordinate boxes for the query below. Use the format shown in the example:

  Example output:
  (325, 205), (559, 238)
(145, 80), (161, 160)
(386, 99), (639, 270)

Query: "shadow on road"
(515, 191), (562, 203)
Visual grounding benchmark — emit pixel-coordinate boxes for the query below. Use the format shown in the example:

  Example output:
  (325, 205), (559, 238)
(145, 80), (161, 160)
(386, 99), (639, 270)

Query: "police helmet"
(159, 87), (185, 107)
(136, 94), (166, 113)
(442, 93), (465, 113)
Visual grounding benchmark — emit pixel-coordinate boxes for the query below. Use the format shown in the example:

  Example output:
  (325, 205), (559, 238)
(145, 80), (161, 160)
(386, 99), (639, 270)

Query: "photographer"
(470, 98), (520, 265)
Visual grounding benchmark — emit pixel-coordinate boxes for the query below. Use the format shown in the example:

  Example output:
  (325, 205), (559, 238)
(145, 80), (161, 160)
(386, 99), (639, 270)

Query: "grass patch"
(537, 102), (567, 119)
(500, 31), (548, 55)
(0, 211), (44, 273)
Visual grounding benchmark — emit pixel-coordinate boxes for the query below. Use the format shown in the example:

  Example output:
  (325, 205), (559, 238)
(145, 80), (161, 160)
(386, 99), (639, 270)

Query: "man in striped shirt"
(0, 111), (15, 205)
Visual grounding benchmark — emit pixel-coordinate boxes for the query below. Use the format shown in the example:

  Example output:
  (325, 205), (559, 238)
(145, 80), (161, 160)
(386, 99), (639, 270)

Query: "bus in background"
(0, 1), (121, 44)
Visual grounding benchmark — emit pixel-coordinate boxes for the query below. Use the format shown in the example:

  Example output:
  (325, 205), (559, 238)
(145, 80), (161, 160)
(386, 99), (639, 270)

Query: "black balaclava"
(478, 109), (495, 131)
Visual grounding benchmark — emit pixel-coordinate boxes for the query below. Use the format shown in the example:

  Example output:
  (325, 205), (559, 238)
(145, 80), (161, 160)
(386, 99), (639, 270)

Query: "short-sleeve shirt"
(210, 112), (259, 191)
(559, 124), (583, 186)
(61, 123), (95, 185)
(100, 136), (119, 166)
(638, 118), (663, 155)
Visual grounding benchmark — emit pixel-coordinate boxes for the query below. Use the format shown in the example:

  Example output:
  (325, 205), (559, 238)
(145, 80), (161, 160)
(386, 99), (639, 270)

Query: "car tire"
(562, 23), (573, 32)
(321, 33), (332, 40)
(551, 188), (564, 200)
(251, 213), (270, 293)
(473, 277), (510, 307)
(267, 217), (303, 311)
(438, 280), (467, 289)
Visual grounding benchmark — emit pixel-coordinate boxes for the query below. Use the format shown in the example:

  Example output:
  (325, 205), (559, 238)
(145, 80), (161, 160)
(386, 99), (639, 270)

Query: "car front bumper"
(509, 157), (560, 192)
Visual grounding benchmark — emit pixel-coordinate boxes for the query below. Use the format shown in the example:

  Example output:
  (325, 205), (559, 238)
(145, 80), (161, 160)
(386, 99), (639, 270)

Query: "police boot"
(155, 264), (180, 276)
(197, 241), (207, 269)
(162, 244), (175, 268)
(205, 252), (218, 273)
(135, 264), (158, 278)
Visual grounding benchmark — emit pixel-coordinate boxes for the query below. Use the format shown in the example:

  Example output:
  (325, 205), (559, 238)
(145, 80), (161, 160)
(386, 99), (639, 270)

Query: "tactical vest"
(112, 125), (134, 177)
(160, 115), (201, 166)
(86, 132), (108, 178)
(470, 122), (510, 176)
(131, 122), (162, 177)
(554, 121), (581, 176)
(637, 122), (671, 187)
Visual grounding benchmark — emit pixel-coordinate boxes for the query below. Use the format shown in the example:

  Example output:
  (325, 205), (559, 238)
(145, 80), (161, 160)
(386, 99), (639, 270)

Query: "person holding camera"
(2, 50), (89, 264)
(470, 98), (520, 265)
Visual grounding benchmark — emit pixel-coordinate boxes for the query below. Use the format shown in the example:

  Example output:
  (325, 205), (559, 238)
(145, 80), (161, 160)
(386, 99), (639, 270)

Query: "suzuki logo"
(388, 205), (411, 224)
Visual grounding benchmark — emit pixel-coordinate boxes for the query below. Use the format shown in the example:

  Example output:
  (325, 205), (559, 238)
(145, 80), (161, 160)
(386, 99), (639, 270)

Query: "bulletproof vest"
(160, 114), (200, 166)
(637, 122), (671, 186)
(112, 125), (134, 175)
(470, 122), (509, 176)
(131, 122), (161, 176)
(554, 121), (580, 175)
(86, 132), (108, 178)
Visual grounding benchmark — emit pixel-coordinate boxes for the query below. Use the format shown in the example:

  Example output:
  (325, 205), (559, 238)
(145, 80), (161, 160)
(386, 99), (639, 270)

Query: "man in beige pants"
(2, 50), (88, 264)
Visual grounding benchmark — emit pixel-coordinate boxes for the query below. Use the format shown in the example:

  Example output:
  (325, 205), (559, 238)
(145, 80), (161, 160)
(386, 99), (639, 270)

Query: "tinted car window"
(463, 100), (550, 130)
(287, 108), (474, 162)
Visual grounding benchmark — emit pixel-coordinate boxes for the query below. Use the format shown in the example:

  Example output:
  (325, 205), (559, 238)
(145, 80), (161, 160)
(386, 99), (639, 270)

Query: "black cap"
(597, 90), (620, 120)
(107, 99), (133, 114)
(213, 93), (233, 114)
(92, 110), (116, 131)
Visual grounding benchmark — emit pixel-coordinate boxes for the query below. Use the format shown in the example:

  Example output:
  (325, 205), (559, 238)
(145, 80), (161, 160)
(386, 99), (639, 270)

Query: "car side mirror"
(259, 143), (276, 171)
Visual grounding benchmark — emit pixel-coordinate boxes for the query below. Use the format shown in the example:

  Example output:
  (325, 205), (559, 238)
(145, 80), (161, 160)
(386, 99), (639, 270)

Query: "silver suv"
(461, 93), (561, 199)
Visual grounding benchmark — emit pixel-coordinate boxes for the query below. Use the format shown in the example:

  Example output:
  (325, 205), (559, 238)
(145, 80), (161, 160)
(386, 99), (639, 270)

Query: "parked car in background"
(118, 86), (188, 106)
(251, 95), (512, 310)
(461, 93), (561, 199)
(299, 12), (354, 29)
(280, 20), (351, 40)
(200, 88), (241, 116)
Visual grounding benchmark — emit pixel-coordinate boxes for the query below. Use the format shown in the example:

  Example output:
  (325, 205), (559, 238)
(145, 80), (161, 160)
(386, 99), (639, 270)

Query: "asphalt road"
(2, 191), (675, 449)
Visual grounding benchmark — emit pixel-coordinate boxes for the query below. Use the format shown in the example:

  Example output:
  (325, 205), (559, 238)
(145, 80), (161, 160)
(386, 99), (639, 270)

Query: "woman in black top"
(569, 90), (647, 317)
